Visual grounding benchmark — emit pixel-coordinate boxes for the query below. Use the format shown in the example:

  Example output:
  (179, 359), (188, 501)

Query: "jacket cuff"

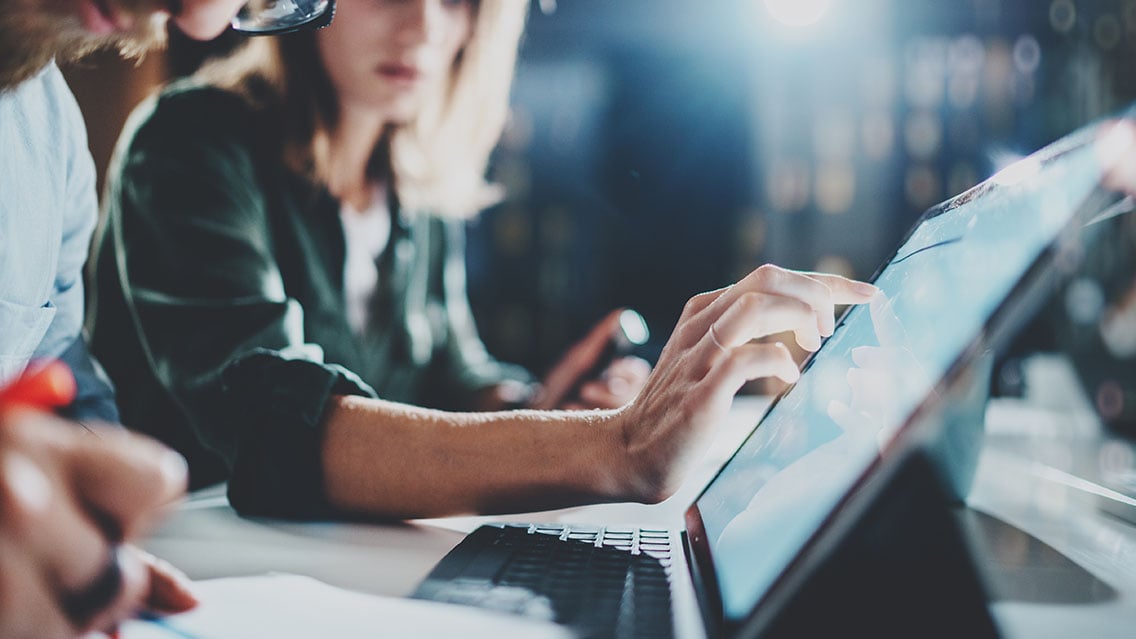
(221, 348), (375, 519)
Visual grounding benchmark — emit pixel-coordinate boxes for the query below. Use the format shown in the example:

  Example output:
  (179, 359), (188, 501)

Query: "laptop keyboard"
(412, 523), (676, 639)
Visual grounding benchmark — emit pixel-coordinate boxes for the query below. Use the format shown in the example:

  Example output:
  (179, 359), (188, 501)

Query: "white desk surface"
(143, 355), (1136, 636)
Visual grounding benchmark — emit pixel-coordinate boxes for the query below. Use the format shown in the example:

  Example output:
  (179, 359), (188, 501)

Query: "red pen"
(0, 359), (76, 411)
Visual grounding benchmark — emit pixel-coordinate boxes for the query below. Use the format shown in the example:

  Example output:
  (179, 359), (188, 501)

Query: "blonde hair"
(198, 0), (528, 218)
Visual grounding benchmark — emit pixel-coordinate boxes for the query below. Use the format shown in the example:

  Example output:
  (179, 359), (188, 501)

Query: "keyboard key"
(415, 524), (676, 638)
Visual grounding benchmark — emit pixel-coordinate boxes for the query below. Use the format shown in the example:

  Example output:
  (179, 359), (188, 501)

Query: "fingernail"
(805, 335), (822, 352)
(853, 281), (880, 296)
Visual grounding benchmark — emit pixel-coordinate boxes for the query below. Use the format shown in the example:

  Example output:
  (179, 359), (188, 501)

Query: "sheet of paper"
(121, 574), (573, 639)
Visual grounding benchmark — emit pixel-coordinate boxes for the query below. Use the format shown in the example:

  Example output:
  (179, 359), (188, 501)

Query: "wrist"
(602, 403), (687, 505)
(593, 406), (645, 503)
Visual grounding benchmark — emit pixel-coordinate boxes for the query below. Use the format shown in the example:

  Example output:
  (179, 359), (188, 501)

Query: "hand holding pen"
(0, 361), (197, 639)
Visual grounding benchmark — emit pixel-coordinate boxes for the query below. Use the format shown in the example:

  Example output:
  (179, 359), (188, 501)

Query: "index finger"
(802, 272), (880, 305)
(730, 266), (876, 336)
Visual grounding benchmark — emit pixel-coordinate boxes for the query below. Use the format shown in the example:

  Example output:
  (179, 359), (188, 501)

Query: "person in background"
(95, 0), (649, 493)
(91, 0), (878, 522)
(93, 0), (652, 492)
(0, 0), (328, 635)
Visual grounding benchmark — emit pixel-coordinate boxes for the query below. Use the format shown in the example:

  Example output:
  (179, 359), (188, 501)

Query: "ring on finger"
(708, 324), (728, 353)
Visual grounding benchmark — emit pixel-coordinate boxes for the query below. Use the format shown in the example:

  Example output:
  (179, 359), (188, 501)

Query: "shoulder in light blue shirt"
(0, 61), (99, 384)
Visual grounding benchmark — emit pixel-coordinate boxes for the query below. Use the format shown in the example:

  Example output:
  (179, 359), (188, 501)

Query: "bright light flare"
(990, 155), (1041, 186)
(763, 0), (832, 27)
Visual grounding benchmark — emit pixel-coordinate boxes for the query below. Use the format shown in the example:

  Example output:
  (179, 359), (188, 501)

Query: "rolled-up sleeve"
(222, 348), (373, 518)
(107, 88), (374, 518)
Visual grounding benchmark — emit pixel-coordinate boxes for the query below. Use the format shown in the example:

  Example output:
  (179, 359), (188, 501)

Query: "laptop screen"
(689, 121), (1120, 624)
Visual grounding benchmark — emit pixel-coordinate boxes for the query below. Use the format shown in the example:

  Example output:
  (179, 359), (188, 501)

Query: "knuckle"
(673, 318), (704, 346)
(682, 292), (712, 318)
(735, 291), (767, 315)
(753, 343), (789, 369)
(815, 281), (836, 306)
(754, 263), (782, 286)
(680, 298), (699, 319)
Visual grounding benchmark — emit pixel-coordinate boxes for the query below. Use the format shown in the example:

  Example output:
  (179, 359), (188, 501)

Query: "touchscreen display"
(694, 130), (1107, 621)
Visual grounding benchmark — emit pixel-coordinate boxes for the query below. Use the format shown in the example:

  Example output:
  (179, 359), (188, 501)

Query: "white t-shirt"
(339, 184), (392, 335)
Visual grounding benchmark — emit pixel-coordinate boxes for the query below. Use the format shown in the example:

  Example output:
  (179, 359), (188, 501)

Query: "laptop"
(414, 115), (1131, 638)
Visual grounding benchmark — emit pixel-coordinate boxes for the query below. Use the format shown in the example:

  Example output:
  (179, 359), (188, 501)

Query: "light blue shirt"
(0, 62), (99, 385)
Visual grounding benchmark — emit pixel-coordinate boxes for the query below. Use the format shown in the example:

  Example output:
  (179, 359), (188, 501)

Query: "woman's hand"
(569, 356), (652, 410)
(610, 265), (877, 503)
(530, 309), (651, 411)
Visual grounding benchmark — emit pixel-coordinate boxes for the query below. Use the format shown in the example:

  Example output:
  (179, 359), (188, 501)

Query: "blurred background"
(65, 0), (1136, 378)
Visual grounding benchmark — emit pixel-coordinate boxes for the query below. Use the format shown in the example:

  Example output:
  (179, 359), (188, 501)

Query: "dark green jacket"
(90, 83), (532, 519)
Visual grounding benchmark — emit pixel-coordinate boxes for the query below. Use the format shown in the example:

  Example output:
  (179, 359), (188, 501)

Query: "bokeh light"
(1050, 0), (1077, 33)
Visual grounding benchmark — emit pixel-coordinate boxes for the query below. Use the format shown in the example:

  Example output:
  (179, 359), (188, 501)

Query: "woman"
(91, 0), (876, 520)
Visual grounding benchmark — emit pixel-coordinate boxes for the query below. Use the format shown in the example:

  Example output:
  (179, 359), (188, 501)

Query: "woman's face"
(317, 0), (475, 123)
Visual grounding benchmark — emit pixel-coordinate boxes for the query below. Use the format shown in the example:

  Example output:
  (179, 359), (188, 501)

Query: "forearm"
(321, 395), (628, 518)
(324, 265), (880, 521)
